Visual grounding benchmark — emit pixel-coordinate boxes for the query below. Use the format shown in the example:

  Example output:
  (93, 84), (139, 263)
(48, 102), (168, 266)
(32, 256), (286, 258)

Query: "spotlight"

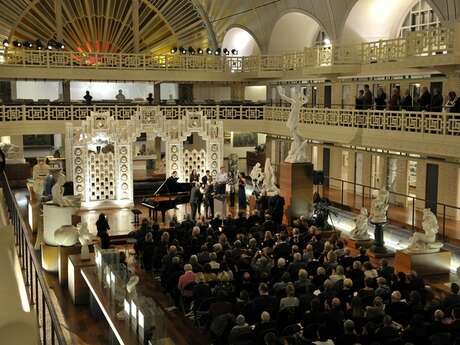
(170, 47), (177, 54)
(2, 39), (8, 48)
(12, 40), (22, 47)
(47, 40), (54, 50)
(188, 47), (195, 55)
(35, 40), (43, 50)
(231, 49), (238, 55)
(197, 48), (203, 55)
(179, 46), (186, 54)
(214, 48), (221, 56)
(23, 41), (33, 48)
(223, 48), (229, 55)
(57, 42), (65, 49)
(206, 48), (213, 55)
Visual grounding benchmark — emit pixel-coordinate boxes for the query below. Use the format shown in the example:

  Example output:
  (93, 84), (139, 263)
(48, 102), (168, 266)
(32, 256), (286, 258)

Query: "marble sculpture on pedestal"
(370, 187), (390, 223)
(406, 208), (443, 253)
(277, 86), (310, 163)
(54, 225), (79, 247)
(262, 158), (279, 195)
(350, 208), (371, 240)
(78, 222), (93, 260)
(249, 162), (264, 193)
(51, 172), (81, 208)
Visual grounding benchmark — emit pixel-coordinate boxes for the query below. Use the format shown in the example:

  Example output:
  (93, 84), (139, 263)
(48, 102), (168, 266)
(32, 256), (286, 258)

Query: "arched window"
(399, 0), (440, 37)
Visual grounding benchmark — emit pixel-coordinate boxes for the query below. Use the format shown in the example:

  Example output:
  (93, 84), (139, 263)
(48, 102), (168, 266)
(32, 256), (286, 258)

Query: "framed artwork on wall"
(233, 133), (257, 148)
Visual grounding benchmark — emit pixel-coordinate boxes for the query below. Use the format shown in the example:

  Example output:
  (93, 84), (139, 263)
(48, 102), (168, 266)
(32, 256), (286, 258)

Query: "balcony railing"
(0, 168), (68, 345)
(1, 104), (459, 136)
(0, 27), (455, 72)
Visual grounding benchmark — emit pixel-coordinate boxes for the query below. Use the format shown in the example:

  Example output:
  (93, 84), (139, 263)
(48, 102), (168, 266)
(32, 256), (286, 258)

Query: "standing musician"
(216, 166), (228, 195)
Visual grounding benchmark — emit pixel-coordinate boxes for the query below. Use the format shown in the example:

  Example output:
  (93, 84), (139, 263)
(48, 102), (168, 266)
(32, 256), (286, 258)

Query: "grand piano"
(141, 178), (191, 222)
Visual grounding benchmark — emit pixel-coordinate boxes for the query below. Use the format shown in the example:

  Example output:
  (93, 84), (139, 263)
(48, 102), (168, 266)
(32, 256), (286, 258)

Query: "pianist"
(216, 166), (228, 195)
(165, 171), (179, 193)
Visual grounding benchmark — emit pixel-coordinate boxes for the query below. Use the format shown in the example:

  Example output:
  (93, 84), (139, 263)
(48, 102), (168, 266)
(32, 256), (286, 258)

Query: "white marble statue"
(0, 142), (20, 159)
(51, 172), (81, 208)
(262, 158), (279, 195)
(277, 86), (309, 163)
(406, 208), (443, 253)
(250, 162), (264, 192)
(350, 208), (370, 240)
(78, 222), (93, 260)
(54, 225), (79, 246)
(370, 187), (390, 223)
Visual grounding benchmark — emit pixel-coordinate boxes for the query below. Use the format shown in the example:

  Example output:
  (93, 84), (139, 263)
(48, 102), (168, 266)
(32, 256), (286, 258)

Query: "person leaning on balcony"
(446, 91), (460, 113)
(400, 89), (413, 111)
(431, 88), (443, 112)
(146, 93), (154, 105)
(363, 84), (373, 109)
(387, 88), (400, 111)
(83, 90), (92, 105)
(374, 87), (387, 110)
(417, 87), (431, 111)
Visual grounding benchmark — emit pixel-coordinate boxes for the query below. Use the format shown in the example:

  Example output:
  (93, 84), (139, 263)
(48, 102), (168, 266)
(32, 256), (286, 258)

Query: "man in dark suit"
(190, 182), (201, 219)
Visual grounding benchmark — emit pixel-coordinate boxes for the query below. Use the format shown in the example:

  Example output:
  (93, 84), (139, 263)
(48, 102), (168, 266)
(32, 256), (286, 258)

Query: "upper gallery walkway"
(0, 104), (459, 158)
(0, 26), (459, 81)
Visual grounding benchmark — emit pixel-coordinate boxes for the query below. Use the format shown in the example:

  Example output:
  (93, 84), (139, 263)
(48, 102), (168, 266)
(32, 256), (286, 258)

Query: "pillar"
(62, 80), (70, 103)
(154, 83), (161, 104)
(329, 147), (342, 189)
(155, 137), (162, 170)
(342, 149), (355, 191)
(437, 162), (460, 220)
(231, 83), (245, 101)
(0, 81), (12, 103)
(415, 160), (427, 211)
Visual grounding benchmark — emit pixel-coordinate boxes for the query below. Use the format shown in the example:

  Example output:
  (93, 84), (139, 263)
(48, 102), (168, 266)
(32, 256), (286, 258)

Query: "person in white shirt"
(215, 166), (227, 195)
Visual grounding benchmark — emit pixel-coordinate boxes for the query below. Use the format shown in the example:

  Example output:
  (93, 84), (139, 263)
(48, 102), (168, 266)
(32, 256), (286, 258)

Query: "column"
(0, 81), (12, 103)
(342, 149), (355, 192)
(415, 160), (426, 211)
(437, 162), (460, 220)
(62, 80), (70, 103)
(154, 83), (161, 104)
(231, 83), (245, 101)
(329, 147), (342, 189)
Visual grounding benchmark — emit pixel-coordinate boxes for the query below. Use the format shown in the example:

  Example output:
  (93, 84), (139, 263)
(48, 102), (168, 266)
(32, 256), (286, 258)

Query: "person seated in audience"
(443, 283), (460, 315)
(279, 283), (299, 311)
(335, 319), (359, 345)
(386, 290), (410, 327)
(178, 264), (196, 297)
(254, 311), (277, 345)
(229, 314), (251, 344)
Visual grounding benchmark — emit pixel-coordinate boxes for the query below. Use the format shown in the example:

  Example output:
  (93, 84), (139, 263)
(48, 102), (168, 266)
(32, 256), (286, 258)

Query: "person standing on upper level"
(115, 89), (126, 102)
(400, 89), (413, 111)
(387, 88), (400, 111)
(83, 90), (93, 105)
(431, 88), (443, 112)
(375, 87), (387, 110)
(417, 86), (431, 111)
(363, 84), (373, 109)
(446, 91), (460, 113)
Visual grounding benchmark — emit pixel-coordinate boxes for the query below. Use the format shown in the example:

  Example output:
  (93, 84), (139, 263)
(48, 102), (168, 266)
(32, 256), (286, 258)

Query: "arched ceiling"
(0, 0), (213, 53)
(0, 0), (458, 54)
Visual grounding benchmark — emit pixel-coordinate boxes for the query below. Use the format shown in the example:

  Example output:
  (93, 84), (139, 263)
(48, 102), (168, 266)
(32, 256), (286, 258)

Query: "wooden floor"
(320, 186), (460, 243)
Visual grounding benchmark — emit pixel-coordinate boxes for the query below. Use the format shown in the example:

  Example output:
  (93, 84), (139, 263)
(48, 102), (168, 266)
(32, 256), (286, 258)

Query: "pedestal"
(394, 249), (451, 277)
(59, 245), (83, 286)
(214, 197), (226, 218)
(279, 162), (313, 223)
(344, 237), (373, 251)
(370, 222), (387, 255)
(68, 253), (96, 305)
(43, 203), (78, 246)
(41, 243), (59, 272)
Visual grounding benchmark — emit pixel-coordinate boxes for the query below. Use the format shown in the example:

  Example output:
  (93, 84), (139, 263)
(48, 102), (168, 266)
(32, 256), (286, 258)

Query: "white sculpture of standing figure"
(370, 187), (390, 223)
(262, 158), (279, 195)
(350, 208), (370, 240)
(277, 86), (309, 163)
(78, 222), (92, 260)
(51, 172), (81, 208)
(0, 142), (20, 159)
(406, 208), (443, 253)
(249, 162), (264, 192)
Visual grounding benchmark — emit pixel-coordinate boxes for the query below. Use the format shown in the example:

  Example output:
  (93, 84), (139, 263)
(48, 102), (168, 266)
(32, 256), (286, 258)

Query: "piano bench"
(131, 208), (142, 225)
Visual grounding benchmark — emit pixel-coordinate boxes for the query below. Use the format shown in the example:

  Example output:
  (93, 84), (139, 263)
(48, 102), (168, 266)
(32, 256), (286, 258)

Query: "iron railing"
(0, 167), (67, 345)
(320, 176), (460, 242)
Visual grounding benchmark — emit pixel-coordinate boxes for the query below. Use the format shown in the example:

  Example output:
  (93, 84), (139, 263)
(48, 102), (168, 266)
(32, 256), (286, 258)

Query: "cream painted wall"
(193, 85), (231, 102)
(244, 86), (267, 102)
(268, 12), (320, 53)
(70, 81), (154, 101)
(341, 0), (417, 44)
(16, 80), (61, 101)
(222, 27), (260, 56)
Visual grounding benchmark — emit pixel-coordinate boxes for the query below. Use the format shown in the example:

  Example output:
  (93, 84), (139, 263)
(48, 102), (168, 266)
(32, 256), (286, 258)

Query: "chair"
(193, 297), (216, 328)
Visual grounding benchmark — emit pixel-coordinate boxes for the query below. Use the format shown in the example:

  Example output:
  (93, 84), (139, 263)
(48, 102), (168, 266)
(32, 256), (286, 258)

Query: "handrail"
(322, 175), (460, 242)
(0, 27), (454, 72)
(0, 166), (68, 345)
(1, 104), (459, 137)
